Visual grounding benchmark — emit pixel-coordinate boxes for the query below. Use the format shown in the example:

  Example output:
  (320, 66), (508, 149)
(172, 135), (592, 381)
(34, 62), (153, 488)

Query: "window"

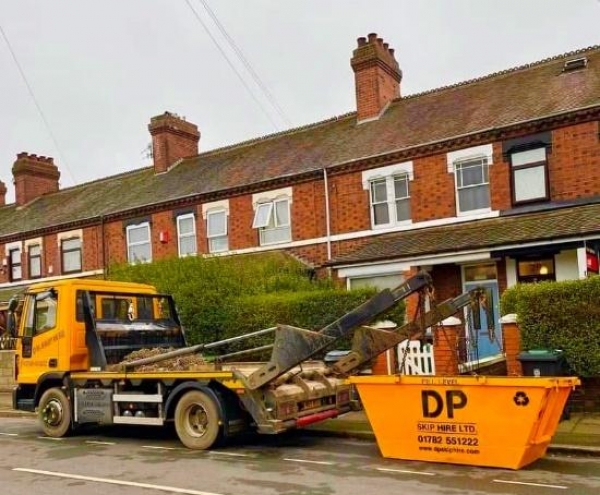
(252, 198), (291, 245)
(455, 157), (490, 214)
(368, 174), (411, 227)
(24, 290), (58, 337)
(517, 257), (555, 283)
(126, 223), (152, 263)
(28, 245), (42, 279)
(177, 214), (197, 257)
(510, 147), (549, 204)
(61, 238), (82, 273)
(9, 248), (21, 282)
(207, 209), (228, 253)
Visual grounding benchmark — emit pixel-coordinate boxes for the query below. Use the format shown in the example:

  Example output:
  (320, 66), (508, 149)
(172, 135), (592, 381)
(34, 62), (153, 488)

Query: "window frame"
(176, 213), (197, 257)
(368, 173), (411, 228)
(8, 247), (22, 282)
(453, 156), (491, 216)
(253, 197), (292, 246)
(126, 222), (152, 264)
(28, 244), (42, 279)
(206, 209), (229, 253)
(61, 237), (82, 274)
(509, 146), (550, 205)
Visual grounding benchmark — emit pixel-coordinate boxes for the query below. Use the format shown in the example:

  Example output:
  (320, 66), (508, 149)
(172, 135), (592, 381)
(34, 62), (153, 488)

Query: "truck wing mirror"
(6, 295), (21, 337)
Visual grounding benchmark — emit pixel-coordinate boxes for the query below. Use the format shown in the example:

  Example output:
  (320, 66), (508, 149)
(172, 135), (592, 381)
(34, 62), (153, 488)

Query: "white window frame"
(126, 222), (152, 264)
(206, 209), (229, 253)
(454, 157), (491, 216)
(252, 197), (291, 246)
(176, 213), (197, 257)
(362, 162), (413, 230)
(367, 173), (411, 228)
(447, 144), (494, 217)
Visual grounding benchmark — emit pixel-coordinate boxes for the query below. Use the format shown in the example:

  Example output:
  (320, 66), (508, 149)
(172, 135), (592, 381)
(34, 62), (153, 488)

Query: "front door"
(463, 265), (502, 362)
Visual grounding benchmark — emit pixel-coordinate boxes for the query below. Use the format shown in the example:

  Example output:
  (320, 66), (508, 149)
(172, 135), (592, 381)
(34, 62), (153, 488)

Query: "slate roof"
(2, 45), (600, 239)
(328, 203), (600, 266)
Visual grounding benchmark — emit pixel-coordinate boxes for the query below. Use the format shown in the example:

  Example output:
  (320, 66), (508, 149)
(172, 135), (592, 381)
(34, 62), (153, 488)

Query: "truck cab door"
(17, 289), (65, 385)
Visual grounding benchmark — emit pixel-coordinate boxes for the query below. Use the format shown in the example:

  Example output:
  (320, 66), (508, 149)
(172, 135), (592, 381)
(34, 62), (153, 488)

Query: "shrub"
(108, 253), (405, 359)
(501, 278), (600, 377)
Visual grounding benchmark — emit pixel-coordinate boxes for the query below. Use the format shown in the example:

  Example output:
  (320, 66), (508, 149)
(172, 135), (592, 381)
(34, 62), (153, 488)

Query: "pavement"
(2, 390), (600, 457)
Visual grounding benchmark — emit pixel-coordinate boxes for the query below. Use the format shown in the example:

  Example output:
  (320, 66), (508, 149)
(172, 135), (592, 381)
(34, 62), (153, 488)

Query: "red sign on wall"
(587, 251), (599, 273)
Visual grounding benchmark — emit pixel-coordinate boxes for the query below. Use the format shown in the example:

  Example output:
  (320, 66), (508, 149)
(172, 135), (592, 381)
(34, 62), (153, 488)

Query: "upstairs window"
(28, 244), (42, 279)
(253, 198), (291, 245)
(368, 174), (411, 227)
(454, 157), (490, 214)
(207, 209), (228, 253)
(126, 222), (152, 264)
(61, 238), (82, 274)
(9, 248), (21, 282)
(177, 213), (197, 257)
(510, 147), (549, 204)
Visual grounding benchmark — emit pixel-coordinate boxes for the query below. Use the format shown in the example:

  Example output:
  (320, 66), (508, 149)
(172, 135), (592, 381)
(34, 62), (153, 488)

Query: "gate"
(397, 339), (435, 375)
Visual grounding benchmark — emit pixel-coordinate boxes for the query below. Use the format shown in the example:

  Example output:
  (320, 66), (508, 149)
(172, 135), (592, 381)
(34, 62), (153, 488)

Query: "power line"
(196, 0), (292, 127)
(0, 21), (76, 185)
(183, 0), (281, 131)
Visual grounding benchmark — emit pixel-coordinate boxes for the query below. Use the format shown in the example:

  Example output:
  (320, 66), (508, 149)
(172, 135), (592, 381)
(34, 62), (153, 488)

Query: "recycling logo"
(513, 391), (530, 407)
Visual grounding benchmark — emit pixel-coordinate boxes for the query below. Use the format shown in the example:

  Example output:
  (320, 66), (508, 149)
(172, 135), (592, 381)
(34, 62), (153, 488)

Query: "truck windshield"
(76, 291), (178, 327)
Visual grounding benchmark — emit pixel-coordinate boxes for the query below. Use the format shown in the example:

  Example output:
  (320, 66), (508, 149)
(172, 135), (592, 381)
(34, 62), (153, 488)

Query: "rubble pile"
(109, 347), (215, 372)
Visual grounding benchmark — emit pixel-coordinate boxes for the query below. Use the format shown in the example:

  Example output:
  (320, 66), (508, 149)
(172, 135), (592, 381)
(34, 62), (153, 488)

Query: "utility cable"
(184, 0), (281, 131)
(196, 0), (292, 127)
(0, 21), (76, 185)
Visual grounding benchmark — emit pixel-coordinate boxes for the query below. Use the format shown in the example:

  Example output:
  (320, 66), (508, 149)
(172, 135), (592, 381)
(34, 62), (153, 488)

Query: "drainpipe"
(323, 168), (332, 261)
(100, 215), (107, 279)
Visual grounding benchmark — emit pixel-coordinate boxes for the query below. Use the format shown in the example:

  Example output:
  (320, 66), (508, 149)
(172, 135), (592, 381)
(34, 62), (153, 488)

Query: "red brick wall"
(412, 154), (456, 222)
(152, 211), (177, 259)
(292, 181), (327, 240)
(329, 174), (370, 234)
(550, 122), (600, 200)
(229, 195), (255, 249)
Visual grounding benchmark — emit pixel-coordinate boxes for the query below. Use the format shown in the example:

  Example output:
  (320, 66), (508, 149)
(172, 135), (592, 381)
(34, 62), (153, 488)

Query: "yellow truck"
(9, 274), (476, 449)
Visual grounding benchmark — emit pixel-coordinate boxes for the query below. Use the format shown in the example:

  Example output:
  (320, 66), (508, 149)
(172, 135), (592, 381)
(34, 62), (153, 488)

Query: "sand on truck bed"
(107, 347), (216, 372)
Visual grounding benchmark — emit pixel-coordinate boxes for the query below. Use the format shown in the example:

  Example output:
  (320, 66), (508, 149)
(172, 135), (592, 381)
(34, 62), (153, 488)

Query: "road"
(1, 418), (599, 495)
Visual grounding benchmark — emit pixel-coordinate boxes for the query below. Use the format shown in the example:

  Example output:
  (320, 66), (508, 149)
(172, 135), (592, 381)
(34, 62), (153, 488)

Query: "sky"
(1, 0), (599, 203)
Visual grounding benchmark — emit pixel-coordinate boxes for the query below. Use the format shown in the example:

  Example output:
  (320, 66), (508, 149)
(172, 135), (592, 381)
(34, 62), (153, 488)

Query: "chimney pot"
(148, 111), (200, 174)
(351, 33), (402, 122)
(357, 37), (367, 47)
(12, 152), (61, 206)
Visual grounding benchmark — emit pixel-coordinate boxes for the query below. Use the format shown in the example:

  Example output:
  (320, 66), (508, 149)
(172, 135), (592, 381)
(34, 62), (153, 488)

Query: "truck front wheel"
(174, 390), (221, 449)
(39, 388), (72, 438)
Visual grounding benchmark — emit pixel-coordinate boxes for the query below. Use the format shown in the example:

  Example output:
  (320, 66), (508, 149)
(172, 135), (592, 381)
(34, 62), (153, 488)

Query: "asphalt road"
(1, 418), (600, 495)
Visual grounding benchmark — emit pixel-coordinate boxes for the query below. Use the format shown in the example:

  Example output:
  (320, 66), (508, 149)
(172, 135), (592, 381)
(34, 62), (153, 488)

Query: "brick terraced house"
(2, 33), (600, 362)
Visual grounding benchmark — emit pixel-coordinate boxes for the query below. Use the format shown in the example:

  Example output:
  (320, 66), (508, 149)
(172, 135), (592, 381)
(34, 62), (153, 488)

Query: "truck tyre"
(39, 388), (72, 438)
(174, 390), (221, 449)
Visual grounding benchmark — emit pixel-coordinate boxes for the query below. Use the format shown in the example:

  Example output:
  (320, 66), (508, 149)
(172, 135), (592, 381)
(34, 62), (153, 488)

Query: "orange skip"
(350, 375), (580, 469)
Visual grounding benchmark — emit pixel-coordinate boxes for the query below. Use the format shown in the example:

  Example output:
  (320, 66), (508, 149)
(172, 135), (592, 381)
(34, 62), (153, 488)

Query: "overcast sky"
(1, 0), (599, 203)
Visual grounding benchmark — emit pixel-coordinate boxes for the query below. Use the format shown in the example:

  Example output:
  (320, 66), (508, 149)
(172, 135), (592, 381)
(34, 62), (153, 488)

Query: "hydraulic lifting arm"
(243, 271), (433, 390)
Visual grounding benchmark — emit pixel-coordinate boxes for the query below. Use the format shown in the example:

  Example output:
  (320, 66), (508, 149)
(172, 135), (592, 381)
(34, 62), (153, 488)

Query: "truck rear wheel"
(39, 388), (72, 438)
(174, 390), (221, 449)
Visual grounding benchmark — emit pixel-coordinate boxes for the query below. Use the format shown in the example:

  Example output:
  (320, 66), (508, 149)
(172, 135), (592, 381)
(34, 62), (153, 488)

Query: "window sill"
(371, 220), (413, 230)
(457, 208), (492, 218)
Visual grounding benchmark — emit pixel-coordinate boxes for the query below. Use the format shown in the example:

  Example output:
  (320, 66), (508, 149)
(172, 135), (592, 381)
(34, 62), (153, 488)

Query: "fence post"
(433, 316), (461, 376)
(370, 320), (398, 375)
(501, 314), (522, 376)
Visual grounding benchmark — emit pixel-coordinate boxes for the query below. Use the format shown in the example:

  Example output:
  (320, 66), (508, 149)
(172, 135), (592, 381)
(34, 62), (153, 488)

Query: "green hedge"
(108, 253), (405, 358)
(501, 278), (600, 377)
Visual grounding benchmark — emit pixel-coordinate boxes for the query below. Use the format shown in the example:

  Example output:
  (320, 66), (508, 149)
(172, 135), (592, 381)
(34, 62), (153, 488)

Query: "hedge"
(501, 277), (600, 377)
(108, 253), (405, 358)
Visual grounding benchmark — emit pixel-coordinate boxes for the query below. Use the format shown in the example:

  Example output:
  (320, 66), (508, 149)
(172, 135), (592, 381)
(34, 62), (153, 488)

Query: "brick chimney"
(0, 180), (6, 206)
(351, 33), (402, 122)
(148, 112), (200, 174)
(12, 153), (60, 206)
